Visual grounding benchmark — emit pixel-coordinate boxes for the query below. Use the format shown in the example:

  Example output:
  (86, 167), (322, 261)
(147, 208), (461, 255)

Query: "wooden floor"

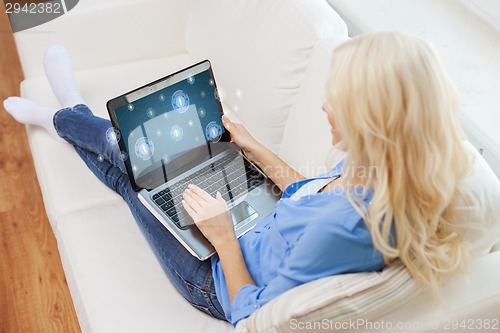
(0, 3), (81, 333)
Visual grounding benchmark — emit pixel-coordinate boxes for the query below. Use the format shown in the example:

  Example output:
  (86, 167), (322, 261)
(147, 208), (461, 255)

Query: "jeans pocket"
(201, 289), (226, 319)
(184, 281), (216, 317)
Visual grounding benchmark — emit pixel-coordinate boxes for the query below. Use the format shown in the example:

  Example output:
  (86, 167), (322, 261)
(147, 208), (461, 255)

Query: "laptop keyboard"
(151, 151), (266, 229)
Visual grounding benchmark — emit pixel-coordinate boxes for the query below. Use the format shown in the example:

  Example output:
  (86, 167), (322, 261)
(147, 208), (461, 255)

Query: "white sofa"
(12, 1), (500, 332)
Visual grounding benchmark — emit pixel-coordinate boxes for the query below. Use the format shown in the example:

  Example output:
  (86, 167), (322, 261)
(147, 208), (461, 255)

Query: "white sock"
(43, 44), (85, 108)
(3, 97), (66, 143)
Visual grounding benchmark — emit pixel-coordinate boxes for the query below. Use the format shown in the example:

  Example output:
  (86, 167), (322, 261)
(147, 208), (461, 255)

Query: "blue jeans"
(53, 104), (227, 321)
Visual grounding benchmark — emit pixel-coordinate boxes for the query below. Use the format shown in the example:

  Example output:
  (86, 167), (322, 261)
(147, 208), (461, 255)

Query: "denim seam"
(183, 281), (213, 315)
(181, 273), (217, 297)
(202, 270), (225, 318)
(53, 107), (72, 135)
(190, 302), (212, 315)
(183, 279), (222, 318)
(178, 268), (224, 318)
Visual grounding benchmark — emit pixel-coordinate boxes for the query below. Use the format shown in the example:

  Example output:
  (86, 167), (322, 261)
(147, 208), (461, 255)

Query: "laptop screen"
(107, 60), (231, 191)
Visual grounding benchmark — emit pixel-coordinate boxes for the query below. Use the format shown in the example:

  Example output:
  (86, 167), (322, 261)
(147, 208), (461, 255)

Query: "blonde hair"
(327, 32), (471, 296)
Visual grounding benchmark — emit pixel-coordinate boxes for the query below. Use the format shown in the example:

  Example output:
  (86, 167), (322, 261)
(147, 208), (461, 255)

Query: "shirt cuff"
(230, 284), (262, 326)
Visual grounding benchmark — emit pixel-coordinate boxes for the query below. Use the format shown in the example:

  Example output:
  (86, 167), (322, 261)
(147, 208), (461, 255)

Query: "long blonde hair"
(327, 32), (471, 296)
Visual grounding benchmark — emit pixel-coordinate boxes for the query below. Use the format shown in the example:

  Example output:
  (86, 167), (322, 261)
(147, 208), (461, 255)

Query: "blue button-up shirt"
(211, 163), (384, 326)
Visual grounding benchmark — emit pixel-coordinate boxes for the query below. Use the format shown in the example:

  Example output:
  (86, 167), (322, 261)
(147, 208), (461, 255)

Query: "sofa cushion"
(370, 251), (500, 326)
(56, 202), (233, 333)
(235, 263), (422, 333)
(458, 141), (500, 256)
(185, 0), (348, 153)
(21, 53), (195, 229)
(236, 251), (500, 332)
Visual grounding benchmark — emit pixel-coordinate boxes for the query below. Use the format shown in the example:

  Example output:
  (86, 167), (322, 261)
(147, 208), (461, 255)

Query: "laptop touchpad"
(231, 201), (258, 226)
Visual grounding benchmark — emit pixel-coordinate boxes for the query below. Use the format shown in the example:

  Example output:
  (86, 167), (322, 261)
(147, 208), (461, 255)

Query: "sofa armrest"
(14, 0), (192, 78)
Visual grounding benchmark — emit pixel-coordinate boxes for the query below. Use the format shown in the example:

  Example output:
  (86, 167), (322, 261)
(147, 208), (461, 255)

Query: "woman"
(4, 32), (493, 326)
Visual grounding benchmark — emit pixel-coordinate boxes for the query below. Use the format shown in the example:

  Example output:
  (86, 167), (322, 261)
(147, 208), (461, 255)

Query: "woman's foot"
(43, 44), (85, 108)
(3, 97), (66, 143)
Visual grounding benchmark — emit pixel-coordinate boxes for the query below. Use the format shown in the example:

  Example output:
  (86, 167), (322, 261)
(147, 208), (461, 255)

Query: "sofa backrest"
(14, 0), (192, 78)
(278, 39), (347, 177)
(185, 0), (348, 153)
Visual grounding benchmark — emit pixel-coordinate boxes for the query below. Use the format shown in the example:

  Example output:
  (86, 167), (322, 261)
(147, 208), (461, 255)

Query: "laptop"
(106, 60), (280, 260)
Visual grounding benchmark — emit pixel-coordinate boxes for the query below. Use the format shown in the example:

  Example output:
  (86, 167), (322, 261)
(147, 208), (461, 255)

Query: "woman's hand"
(222, 114), (305, 191)
(181, 184), (236, 250)
(222, 115), (263, 162)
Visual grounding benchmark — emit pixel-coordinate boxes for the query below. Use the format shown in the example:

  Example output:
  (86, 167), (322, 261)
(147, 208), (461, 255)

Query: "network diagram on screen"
(112, 69), (225, 183)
